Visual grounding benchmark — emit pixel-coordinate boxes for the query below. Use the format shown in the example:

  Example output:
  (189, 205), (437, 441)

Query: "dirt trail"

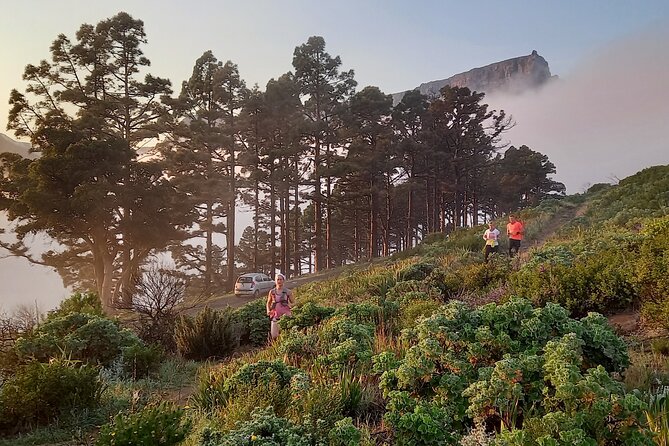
(519, 202), (587, 261)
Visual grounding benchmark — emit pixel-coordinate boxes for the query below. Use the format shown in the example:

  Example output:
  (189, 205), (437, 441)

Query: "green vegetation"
(1, 164), (668, 445)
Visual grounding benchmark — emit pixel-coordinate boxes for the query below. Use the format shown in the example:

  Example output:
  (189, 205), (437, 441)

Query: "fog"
(488, 26), (669, 193)
(0, 215), (69, 313)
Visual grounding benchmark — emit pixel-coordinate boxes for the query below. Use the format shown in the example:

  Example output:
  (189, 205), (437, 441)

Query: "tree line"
(0, 12), (565, 313)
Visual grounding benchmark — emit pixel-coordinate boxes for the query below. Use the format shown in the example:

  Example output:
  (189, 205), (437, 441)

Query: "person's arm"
(483, 230), (488, 240)
(266, 292), (273, 315)
(288, 289), (295, 307)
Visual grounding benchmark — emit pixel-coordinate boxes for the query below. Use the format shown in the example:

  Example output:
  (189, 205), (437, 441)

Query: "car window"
(238, 276), (253, 283)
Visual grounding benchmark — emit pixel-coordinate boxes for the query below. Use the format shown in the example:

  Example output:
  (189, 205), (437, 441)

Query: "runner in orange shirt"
(506, 214), (524, 257)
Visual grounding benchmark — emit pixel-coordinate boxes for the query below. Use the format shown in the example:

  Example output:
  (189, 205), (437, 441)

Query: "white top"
(483, 228), (500, 246)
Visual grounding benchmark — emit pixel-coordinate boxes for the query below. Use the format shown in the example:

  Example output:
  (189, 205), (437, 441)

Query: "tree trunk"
(205, 201), (213, 291)
(270, 184), (277, 276)
(293, 181), (301, 276)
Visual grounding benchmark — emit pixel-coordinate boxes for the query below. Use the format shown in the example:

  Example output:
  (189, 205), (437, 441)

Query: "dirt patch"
(161, 385), (197, 406)
(608, 311), (641, 336)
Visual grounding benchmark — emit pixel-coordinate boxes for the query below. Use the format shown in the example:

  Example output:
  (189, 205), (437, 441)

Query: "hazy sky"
(1, 1), (668, 312)
(1, 0), (668, 131)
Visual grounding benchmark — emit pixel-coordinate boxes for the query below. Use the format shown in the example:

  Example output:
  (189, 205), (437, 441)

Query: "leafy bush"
(96, 402), (191, 446)
(175, 307), (240, 360)
(397, 261), (435, 282)
(198, 407), (309, 446)
(233, 299), (270, 346)
(277, 329), (320, 365)
(328, 417), (363, 446)
(511, 240), (638, 315)
(46, 291), (103, 321)
(194, 360), (299, 413)
(120, 342), (163, 379)
(652, 338), (669, 357)
(384, 391), (457, 446)
(398, 297), (443, 330)
(444, 227), (485, 252)
(0, 358), (101, 434)
(14, 312), (138, 366)
(279, 301), (335, 331)
(374, 299), (645, 444)
(636, 217), (669, 328)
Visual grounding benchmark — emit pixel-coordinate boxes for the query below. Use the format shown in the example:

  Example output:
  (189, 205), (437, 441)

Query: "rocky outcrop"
(393, 50), (554, 105)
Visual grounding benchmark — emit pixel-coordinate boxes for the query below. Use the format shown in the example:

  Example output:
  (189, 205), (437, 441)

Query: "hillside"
(1, 165), (668, 445)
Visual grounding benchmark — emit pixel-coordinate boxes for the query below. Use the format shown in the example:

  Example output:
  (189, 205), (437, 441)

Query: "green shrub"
(384, 391), (457, 446)
(287, 382), (344, 440)
(637, 217), (669, 328)
(444, 227), (486, 252)
(652, 338), (669, 357)
(96, 402), (191, 446)
(388, 279), (441, 297)
(14, 313), (138, 366)
(277, 329), (320, 364)
(0, 358), (101, 434)
(233, 299), (270, 346)
(375, 299), (645, 444)
(333, 301), (382, 325)
(398, 298), (442, 330)
(511, 242), (637, 316)
(327, 417), (362, 446)
(279, 301), (335, 331)
(120, 342), (163, 379)
(175, 307), (240, 360)
(198, 407), (309, 446)
(194, 360), (299, 413)
(397, 261), (435, 282)
(46, 291), (103, 321)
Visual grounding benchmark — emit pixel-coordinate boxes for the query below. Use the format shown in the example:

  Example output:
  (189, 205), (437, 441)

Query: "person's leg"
(484, 245), (491, 262)
(270, 319), (280, 340)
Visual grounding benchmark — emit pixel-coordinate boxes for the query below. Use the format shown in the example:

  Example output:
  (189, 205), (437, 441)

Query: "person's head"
(275, 273), (285, 285)
(508, 215), (517, 223)
(488, 221), (496, 229)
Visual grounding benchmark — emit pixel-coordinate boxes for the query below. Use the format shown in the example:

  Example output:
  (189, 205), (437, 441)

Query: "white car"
(234, 273), (275, 298)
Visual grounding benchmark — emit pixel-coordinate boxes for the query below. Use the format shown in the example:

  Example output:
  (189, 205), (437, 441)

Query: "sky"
(1, 0), (668, 312)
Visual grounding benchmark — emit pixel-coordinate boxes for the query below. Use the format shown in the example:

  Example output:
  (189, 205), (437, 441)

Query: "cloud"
(487, 25), (669, 193)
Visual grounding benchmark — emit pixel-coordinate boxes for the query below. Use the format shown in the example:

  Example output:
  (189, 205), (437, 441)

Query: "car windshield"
(238, 277), (253, 283)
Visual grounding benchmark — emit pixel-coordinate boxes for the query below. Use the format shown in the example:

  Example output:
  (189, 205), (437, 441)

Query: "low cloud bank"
(488, 25), (669, 193)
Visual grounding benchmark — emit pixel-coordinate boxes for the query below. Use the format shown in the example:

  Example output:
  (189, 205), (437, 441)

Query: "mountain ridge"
(392, 50), (555, 104)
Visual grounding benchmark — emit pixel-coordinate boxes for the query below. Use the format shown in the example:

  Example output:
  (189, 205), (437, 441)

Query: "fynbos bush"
(96, 402), (191, 446)
(175, 307), (240, 360)
(0, 358), (101, 434)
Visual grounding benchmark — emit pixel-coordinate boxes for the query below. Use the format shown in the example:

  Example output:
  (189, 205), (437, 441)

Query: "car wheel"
(253, 289), (260, 299)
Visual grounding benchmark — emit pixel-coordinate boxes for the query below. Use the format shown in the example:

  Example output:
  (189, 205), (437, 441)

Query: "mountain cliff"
(393, 50), (554, 104)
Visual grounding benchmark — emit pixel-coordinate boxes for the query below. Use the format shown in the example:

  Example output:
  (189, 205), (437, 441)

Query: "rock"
(393, 50), (555, 105)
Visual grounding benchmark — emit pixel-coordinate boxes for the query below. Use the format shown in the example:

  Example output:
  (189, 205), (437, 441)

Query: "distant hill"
(392, 50), (556, 104)
(0, 133), (32, 158)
